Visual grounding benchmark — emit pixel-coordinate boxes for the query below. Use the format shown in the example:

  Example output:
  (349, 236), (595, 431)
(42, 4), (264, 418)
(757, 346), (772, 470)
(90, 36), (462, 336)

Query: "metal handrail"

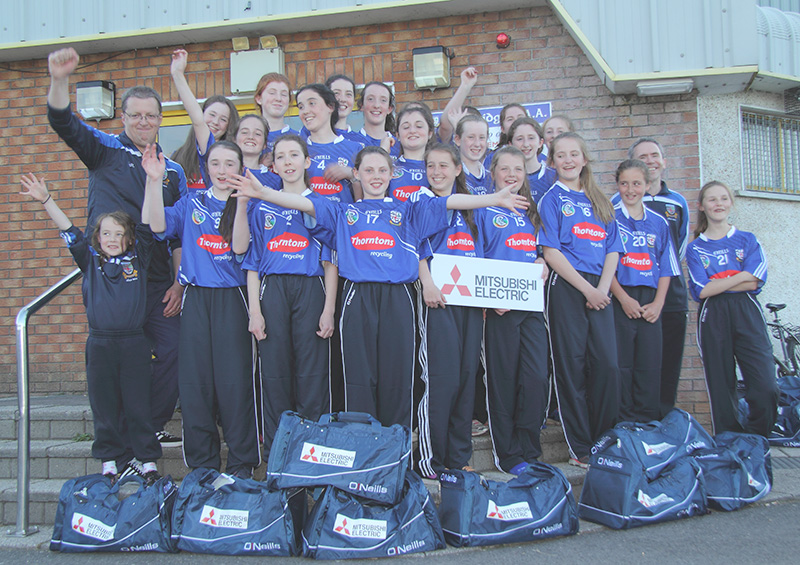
(9, 268), (82, 537)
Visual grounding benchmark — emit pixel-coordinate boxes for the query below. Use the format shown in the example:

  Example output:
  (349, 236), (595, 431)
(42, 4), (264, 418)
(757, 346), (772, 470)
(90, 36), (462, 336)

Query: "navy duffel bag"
(692, 431), (772, 511)
(267, 411), (411, 505)
(437, 463), (578, 547)
(302, 471), (445, 559)
(170, 468), (305, 556)
(51, 473), (177, 553)
(579, 431), (707, 529)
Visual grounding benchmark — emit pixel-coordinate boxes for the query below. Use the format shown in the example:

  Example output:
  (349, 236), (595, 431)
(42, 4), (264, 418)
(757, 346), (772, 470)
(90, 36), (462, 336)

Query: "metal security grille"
(741, 110), (800, 195)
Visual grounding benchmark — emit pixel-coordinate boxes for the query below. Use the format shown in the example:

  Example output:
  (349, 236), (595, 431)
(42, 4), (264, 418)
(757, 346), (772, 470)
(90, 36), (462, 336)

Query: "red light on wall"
(496, 33), (511, 49)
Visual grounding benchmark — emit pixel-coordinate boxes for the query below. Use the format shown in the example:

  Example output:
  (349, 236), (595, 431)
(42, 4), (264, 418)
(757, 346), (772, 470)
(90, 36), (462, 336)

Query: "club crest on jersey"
(647, 234), (656, 247)
(191, 209), (206, 225)
(561, 202), (575, 217)
(390, 211), (402, 226)
(392, 168), (404, 179)
(338, 157), (350, 167)
(701, 255), (710, 269)
(493, 214), (509, 228)
(621, 232), (629, 246)
(735, 249), (744, 262)
(263, 213), (276, 230)
(122, 261), (134, 276)
(665, 204), (677, 219)
(346, 209), (359, 225)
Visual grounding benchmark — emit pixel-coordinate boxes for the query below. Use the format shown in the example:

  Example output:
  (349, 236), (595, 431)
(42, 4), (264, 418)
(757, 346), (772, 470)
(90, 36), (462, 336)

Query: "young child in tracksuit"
(479, 146), (550, 475)
(686, 181), (778, 437)
(610, 160), (680, 423)
(233, 134), (338, 458)
(142, 140), (260, 479)
(235, 146), (529, 431)
(538, 132), (623, 469)
(20, 173), (161, 484)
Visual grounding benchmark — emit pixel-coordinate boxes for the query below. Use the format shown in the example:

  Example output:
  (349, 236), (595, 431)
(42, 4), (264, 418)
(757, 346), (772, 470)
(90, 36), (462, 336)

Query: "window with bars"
(741, 109), (800, 196)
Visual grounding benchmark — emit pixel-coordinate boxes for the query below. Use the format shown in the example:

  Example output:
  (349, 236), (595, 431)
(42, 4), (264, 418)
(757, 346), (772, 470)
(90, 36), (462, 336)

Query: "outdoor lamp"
(76, 80), (115, 121)
(412, 46), (451, 91)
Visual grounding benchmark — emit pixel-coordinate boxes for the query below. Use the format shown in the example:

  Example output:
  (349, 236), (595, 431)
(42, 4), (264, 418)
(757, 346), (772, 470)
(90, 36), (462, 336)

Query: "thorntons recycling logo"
(621, 252), (653, 271)
(310, 176), (343, 195)
(441, 265), (471, 297)
(200, 505), (249, 529)
(486, 500), (533, 522)
(333, 513), (388, 539)
(571, 222), (606, 241)
(268, 232), (309, 253)
(197, 234), (230, 255)
(71, 513), (116, 541)
(300, 442), (356, 468)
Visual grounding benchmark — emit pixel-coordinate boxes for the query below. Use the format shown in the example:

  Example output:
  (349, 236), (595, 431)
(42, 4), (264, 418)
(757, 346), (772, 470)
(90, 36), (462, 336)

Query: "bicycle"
(765, 303), (800, 377)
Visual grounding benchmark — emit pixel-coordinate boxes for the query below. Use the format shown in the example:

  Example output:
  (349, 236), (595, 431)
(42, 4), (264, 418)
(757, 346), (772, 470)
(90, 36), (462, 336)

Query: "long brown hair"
(497, 103), (528, 147)
(91, 211), (136, 263)
(206, 140), (244, 243)
(550, 132), (614, 223)
(423, 143), (478, 239)
(693, 181), (734, 239)
(490, 145), (540, 231)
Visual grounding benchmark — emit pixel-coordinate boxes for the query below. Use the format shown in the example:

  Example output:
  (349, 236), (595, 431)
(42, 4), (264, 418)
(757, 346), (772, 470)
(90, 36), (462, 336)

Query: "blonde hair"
(550, 132), (614, 223)
(694, 181), (734, 239)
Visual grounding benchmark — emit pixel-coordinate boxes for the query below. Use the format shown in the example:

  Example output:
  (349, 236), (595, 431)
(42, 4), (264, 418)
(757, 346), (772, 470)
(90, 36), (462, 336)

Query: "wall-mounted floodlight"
(636, 79), (694, 97)
(232, 37), (250, 51)
(412, 46), (453, 91)
(76, 80), (115, 120)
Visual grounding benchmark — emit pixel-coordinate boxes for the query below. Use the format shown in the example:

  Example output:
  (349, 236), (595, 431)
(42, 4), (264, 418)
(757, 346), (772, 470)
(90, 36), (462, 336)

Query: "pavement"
(2, 446), (798, 554)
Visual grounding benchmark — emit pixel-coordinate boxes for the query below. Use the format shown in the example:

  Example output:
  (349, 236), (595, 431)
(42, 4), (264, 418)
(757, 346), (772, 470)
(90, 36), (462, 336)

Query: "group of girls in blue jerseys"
(25, 53), (778, 482)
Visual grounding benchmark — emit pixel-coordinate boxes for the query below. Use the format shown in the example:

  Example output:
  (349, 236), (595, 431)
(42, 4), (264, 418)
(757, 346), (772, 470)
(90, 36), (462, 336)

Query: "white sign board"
(429, 254), (544, 312)
(432, 102), (552, 151)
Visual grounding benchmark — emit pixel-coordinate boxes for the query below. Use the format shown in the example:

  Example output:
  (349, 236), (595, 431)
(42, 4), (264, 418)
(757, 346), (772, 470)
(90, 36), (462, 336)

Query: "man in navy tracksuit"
(611, 138), (691, 417)
(47, 48), (187, 447)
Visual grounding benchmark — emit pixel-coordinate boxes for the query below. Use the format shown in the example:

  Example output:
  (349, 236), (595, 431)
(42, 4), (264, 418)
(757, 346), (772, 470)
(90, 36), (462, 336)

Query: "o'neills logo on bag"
(571, 222), (606, 241)
(621, 252), (652, 271)
(71, 513), (116, 541)
(268, 232), (309, 253)
(351, 230), (395, 250)
(505, 233), (537, 251)
(486, 500), (533, 521)
(310, 176), (343, 195)
(200, 505), (249, 529)
(300, 442), (356, 467)
(637, 490), (675, 509)
(447, 232), (475, 251)
(333, 513), (388, 539)
(197, 234), (230, 255)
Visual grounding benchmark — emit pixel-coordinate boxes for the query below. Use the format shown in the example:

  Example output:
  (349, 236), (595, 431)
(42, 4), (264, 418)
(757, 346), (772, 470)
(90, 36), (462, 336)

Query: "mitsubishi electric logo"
(441, 265), (471, 297)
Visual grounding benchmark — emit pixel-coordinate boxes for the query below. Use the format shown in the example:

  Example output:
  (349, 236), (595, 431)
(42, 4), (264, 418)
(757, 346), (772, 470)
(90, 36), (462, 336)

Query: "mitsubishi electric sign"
(430, 254), (544, 311)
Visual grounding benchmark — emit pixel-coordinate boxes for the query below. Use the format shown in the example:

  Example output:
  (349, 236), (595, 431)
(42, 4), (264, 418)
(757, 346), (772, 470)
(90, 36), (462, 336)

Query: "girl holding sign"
(416, 143), (484, 478)
(232, 146), (528, 431)
(478, 146), (550, 475)
(538, 132), (623, 469)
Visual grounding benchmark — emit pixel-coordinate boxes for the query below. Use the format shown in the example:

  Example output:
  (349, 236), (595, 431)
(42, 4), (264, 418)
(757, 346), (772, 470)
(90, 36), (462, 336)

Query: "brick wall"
(0, 6), (707, 423)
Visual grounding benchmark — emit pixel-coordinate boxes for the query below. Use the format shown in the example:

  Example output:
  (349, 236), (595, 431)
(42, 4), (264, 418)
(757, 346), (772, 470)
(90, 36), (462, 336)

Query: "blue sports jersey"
(614, 204), (680, 289)
(198, 132), (281, 192)
(389, 156), (428, 202)
(527, 165), (557, 204)
(156, 189), (247, 288)
(241, 198), (328, 277)
(306, 136), (362, 203)
(267, 125), (300, 156)
(305, 193), (450, 284)
(538, 181), (624, 276)
(464, 163), (493, 195)
(358, 128), (401, 158)
(685, 227), (767, 302)
(477, 207), (539, 262)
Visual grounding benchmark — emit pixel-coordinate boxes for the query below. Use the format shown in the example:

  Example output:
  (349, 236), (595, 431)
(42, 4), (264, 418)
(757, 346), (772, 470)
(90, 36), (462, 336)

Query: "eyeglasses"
(123, 112), (161, 123)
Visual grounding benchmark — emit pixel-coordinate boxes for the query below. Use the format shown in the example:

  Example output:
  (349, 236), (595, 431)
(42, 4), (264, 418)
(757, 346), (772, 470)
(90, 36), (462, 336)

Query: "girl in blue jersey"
(234, 146), (528, 430)
(686, 181), (778, 437)
(233, 134), (338, 457)
(21, 174), (162, 484)
(508, 117), (557, 203)
(415, 143), (484, 478)
(454, 114), (493, 195)
(609, 160), (680, 422)
(254, 72), (298, 161)
(170, 49), (238, 190)
(388, 104), (434, 201)
(479, 146), (550, 475)
(142, 140), (260, 479)
(297, 83), (363, 203)
(325, 74), (366, 145)
(542, 114), (575, 161)
(482, 103), (529, 170)
(357, 81), (400, 157)
(538, 132), (623, 468)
